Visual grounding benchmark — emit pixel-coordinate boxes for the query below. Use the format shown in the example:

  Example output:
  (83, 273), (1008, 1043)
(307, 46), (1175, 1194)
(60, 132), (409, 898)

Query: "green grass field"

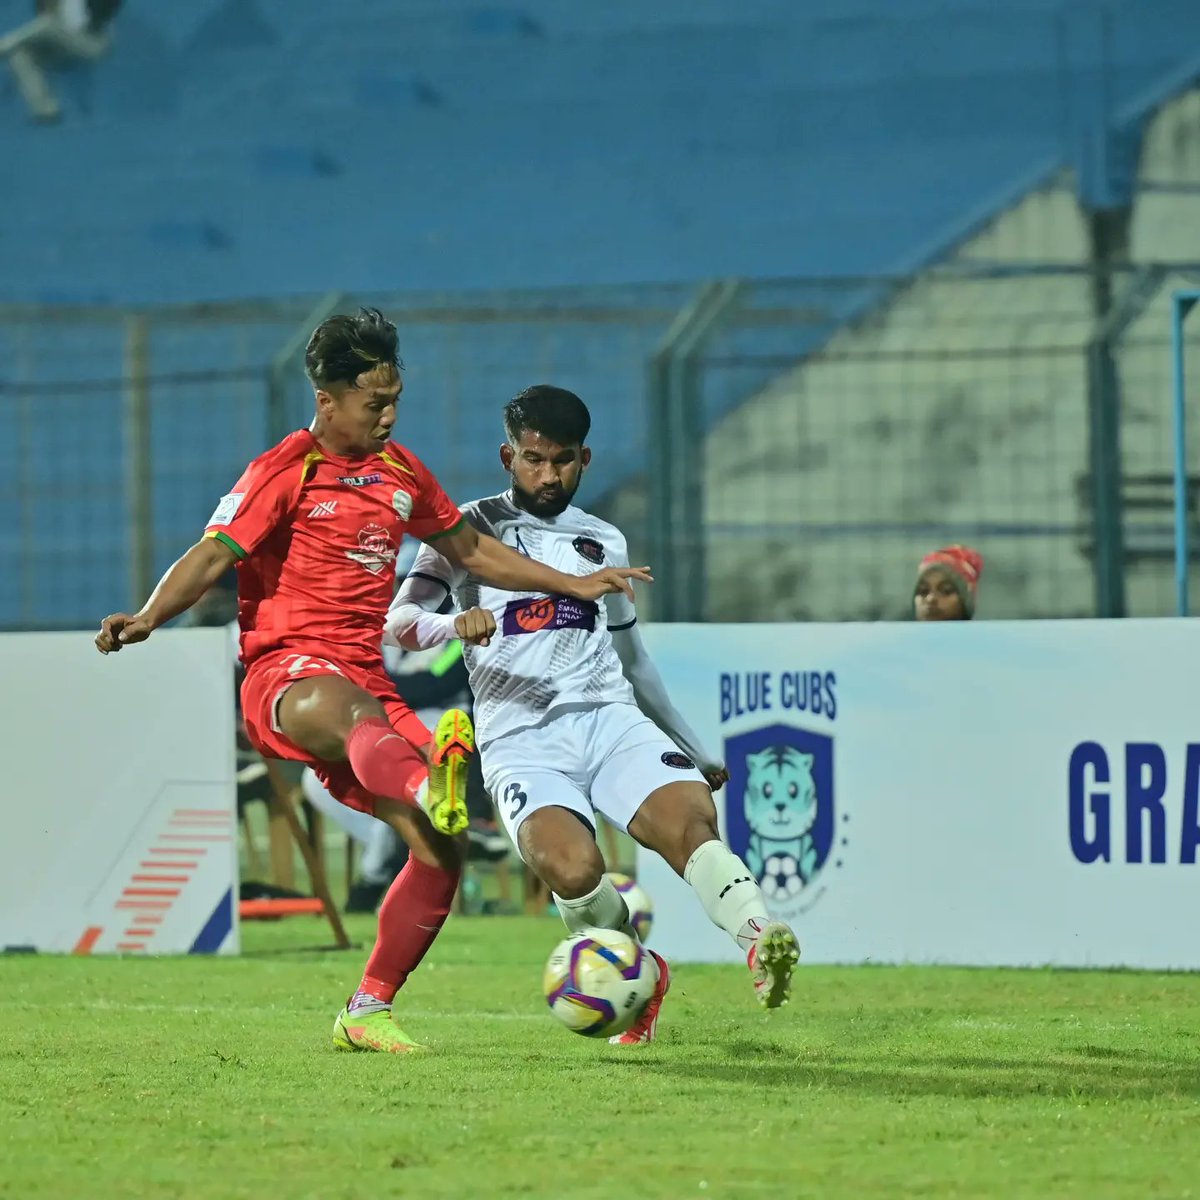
(2, 913), (1198, 1199)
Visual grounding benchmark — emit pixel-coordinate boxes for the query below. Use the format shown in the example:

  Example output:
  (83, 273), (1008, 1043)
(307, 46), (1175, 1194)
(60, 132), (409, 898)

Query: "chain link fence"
(614, 266), (1200, 622)
(0, 288), (690, 627)
(1, 269), (1197, 630)
(704, 270), (1101, 622)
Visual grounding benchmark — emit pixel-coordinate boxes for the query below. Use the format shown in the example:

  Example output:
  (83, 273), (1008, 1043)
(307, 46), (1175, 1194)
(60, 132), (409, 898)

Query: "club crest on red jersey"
(344, 523), (397, 575)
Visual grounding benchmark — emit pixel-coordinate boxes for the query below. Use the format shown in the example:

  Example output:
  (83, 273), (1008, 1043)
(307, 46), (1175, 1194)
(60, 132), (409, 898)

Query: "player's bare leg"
(278, 674), (471, 836)
(628, 782), (799, 1010)
(518, 806), (610, 910)
(519, 807), (669, 1045)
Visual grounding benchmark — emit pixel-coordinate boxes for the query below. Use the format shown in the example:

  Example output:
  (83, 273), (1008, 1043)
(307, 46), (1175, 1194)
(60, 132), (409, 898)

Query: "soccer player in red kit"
(95, 308), (648, 1053)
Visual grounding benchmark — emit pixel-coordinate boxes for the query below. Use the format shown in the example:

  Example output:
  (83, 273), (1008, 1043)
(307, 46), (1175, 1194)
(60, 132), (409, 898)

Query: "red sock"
(355, 856), (460, 1005)
(345, 718), (427, 806)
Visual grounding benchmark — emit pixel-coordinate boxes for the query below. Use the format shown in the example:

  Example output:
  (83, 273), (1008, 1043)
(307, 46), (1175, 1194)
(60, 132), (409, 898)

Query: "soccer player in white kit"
(385, 386), (799, 1043)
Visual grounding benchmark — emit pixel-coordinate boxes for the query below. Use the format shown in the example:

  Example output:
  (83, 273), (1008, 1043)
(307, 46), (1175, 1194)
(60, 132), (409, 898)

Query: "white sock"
(683, 839), (771, 955)
(554, 875), (637, 940)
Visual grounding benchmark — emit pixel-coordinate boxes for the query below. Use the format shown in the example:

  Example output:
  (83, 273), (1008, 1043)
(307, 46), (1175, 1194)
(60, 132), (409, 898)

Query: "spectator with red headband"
(913, 545), (983, 621)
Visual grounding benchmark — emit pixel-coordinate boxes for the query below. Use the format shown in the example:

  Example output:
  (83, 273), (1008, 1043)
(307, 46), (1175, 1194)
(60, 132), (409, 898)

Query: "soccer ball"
(542, 927), (658, 1038)
(760, 853), (804, 901)
(607, 872), (654, 943)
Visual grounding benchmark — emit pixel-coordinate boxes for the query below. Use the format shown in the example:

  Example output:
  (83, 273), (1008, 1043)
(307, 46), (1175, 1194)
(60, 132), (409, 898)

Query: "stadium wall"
(696, 199), (1097, 622)
(5, 90), (1200, 629)
(7, 0), (1197, 303)
(644, 83), (1200, 624)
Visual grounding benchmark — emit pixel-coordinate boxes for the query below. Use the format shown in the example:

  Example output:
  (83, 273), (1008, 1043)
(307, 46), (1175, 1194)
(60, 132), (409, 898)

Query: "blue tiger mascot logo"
(743, 745), (822, 902)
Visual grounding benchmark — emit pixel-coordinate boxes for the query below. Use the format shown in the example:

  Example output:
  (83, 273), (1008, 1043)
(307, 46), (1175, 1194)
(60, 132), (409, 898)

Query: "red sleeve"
(402, 452), (464, 543)
(203, 455), (295, 560)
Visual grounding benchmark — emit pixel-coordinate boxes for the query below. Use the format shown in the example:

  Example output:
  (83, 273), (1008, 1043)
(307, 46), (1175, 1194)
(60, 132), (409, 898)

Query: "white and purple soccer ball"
(542, 927), (658, 1038)
(607, 872), (654, 943)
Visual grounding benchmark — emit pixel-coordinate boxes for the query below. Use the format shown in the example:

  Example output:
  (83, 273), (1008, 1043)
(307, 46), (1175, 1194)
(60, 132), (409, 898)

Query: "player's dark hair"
(304, 307), (402, 388)
(503, 385), (591, 447)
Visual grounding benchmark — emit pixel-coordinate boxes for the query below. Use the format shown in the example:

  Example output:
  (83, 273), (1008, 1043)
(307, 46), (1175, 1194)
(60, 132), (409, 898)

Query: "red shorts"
(240, 647), (430, 814)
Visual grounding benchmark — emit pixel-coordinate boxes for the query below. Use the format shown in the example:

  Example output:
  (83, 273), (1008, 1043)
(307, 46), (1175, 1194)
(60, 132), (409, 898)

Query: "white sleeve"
(602, 532), (638, 632)
(384, 542), (466, 651)
(610, 624), (722, 772)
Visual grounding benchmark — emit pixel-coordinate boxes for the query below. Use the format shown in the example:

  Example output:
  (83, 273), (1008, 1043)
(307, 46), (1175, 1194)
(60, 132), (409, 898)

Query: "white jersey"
(403, 491), (639, 747)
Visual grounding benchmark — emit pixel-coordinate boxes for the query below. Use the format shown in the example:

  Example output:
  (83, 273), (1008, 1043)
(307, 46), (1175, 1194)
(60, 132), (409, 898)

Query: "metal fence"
(0, 287), (691, 628)
(635, 265), (1200, 622)
(1, 267), (1197, 630)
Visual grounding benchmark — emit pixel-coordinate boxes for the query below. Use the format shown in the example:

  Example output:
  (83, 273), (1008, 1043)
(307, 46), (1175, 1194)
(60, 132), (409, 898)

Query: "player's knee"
(536, 839), (604, 900)
(632, 784), (719, 873)
(408, 828), (466, 873)
(380, 801), (465, 873)
(340, 698), (390, 745)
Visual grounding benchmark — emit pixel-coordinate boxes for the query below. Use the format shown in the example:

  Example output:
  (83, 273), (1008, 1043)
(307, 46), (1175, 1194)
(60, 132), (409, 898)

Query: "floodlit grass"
(2, 914), (1197, 1198)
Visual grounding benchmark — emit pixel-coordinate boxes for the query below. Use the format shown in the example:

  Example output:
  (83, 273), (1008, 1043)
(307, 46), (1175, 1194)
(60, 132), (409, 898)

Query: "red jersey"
(204, 430), (463, 668)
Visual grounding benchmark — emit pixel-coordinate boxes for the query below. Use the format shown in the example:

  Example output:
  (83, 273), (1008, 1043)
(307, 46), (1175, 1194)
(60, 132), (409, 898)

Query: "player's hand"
(703, 765), (730, 792)
(95, 612), (154, 654)
(454, 606), (496, 647)
(570, 566), (653, 603)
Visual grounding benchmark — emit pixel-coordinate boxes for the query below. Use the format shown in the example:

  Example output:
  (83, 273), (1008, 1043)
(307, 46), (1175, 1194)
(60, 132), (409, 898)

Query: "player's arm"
(95, 537), (237, 653)
(434, 520), (651, 603)
(385, 546), (496, 650)
(611, 623), (729, 793)
(97, 456), (291, 655)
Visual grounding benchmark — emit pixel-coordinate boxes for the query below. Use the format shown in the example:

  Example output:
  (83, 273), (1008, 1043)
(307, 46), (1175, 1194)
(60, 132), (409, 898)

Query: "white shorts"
(482, 703), (707, 857)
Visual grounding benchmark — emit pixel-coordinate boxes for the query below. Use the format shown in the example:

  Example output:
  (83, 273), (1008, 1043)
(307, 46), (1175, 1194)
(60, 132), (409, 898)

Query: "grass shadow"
(239, 942), (362, 958)
(621, 1038), (1200, 1101)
